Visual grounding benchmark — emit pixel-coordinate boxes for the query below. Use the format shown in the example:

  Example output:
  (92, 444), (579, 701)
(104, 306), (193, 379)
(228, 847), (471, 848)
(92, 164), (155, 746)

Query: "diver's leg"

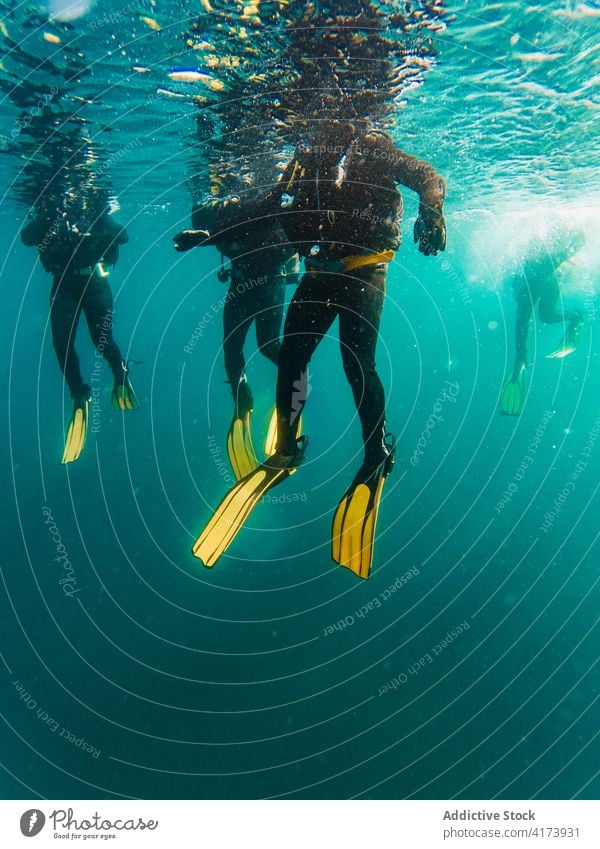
(338, 263), (387, 470)
(223, 273), (254, 415)
(82, 273), (124, 378)
(538, 275), (583, 327)
(49, 275), (88, 397)
(275, 271), (337, 454)
(513, 276), (534, 372)
(254, 275), (284, 366)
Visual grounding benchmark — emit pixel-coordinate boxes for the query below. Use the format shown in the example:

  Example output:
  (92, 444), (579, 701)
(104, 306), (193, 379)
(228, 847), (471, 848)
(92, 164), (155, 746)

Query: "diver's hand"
(414, 205), (446, 256)
(173, 229), (210, 252)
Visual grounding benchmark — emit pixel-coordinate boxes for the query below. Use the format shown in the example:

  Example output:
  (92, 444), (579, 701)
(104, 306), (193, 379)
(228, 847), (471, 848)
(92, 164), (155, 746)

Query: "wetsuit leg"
(254, 275), (285, 366)
(275, 271), (339, 453)
(537, 274), (583, 327)
(337, 263), (387, 469)
(81, 272), (124, 377)
(223, 272), (255, 415)
(513, 275), (534, 368)
(49, 275), (87, 397)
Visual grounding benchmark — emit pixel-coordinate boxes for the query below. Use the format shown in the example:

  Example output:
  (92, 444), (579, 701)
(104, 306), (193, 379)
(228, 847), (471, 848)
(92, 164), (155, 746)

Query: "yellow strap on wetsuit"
(307, 250), (395, 277)
(341, 250), (395, 271)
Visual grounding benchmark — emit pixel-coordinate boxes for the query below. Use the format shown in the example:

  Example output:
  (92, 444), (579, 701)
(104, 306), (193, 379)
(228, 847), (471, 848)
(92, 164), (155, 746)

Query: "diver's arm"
(387, 144), (447, 256)
(173, 228), (211, 251)
(115, 225), (128, 245)
(94, 216), (128, 245)
(175, 195), (277, 252)
(21, 217), (48, 246)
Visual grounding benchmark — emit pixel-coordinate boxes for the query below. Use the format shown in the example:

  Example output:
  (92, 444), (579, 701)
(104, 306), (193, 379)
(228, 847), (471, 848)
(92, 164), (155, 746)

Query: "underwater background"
(0, 0), (598, 799)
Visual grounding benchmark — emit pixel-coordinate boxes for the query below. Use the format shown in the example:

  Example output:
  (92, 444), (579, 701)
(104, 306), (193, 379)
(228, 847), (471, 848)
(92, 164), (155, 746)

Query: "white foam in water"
(48, 0), (94, 22)
(459, 200), (600, 296)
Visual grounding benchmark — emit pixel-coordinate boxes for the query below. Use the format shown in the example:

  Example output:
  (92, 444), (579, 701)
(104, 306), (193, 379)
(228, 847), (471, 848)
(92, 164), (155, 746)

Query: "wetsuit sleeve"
(96, 216), (128, 244)
(21, 217), (48, 246)
(87, 217), (127, 266)
(192, 196), (277, 244)
(191, 203), (212, 231)
(391, 147), (446, 209)
(374, 138), (446, 255)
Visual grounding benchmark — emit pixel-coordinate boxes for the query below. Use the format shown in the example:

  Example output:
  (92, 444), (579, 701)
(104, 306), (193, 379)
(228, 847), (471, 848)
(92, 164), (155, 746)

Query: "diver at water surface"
(21, 199), (138, 463)
(188, 122), (447, 579)
(175, 197), (298, 480)
(500, 229), (585, 417)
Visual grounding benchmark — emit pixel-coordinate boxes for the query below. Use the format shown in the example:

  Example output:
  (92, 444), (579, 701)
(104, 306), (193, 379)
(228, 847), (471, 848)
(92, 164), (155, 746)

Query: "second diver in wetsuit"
(21, 200), (139, 463)
(500, 228), (585, 416)
(176, 198), (298, 479)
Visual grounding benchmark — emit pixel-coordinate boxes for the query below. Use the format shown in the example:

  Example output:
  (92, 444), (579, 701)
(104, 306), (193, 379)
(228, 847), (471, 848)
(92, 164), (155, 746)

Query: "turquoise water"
(0, 0), (598, 799)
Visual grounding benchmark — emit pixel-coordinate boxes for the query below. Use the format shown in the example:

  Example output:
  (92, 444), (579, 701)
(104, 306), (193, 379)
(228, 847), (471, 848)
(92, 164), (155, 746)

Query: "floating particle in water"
(139, 15), (161, 32)
(488, 320), (498, 330)
(168, 69), (225, 91)
(48, 0), (93, 22)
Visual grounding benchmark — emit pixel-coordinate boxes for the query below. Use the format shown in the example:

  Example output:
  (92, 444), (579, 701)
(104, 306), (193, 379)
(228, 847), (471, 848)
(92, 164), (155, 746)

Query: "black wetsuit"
(272, 131), (446, 468)
(21, 213), (128, 398)
(191, 202), (295, 415)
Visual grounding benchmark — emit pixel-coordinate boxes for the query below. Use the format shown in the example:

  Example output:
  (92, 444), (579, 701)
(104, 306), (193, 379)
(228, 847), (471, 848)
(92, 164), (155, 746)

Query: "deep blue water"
(0, 0), (598, 799)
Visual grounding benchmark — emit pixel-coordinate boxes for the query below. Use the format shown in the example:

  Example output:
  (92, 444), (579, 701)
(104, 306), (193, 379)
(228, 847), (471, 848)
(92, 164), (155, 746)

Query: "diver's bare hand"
(414, 205), (446, 256)
(173, 229), (210, 252)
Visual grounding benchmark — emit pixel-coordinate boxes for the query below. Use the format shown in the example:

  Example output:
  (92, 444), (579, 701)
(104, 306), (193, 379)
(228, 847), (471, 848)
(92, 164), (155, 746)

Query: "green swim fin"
(332, 436), (396, 580)
(227, 411), (258, 480)
(500, 366), (525, 416)
(62, 392), (90, 464)
(111, 365), (139, 411)
(547, 319), (583, 360)
(192, 438), (308, 568)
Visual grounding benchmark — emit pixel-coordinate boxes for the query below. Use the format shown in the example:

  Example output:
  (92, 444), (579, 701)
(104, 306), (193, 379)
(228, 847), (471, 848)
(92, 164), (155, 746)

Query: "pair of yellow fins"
(225, 405), (282, 481)
(195, 411), (396, 579)
(500, 322), (582, 417)
(61, 377), (139, 464)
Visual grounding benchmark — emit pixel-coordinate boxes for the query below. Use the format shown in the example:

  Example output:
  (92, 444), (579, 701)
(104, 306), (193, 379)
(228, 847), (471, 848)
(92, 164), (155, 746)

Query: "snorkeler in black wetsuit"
(500, 229), (585, 416)
(273, 126), (446, 465)
(182, 123), (447, 578)
(176, 199), (298, 479)
(21, 204), (138, 463)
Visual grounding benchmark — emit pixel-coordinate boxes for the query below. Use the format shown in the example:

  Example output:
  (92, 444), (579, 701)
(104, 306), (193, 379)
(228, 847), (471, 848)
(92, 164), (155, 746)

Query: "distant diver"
(174, 197), (299, 480)
(21, 200), (138, 463)
(500, 228), (585, 417)
(185, 123), (447, 578)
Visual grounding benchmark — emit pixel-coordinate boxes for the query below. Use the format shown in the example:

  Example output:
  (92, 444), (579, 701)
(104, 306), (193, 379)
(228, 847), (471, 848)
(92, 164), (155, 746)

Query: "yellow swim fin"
(500, 366), (525, 416)
(227, 411), (258, 481)
(264, 406), (303, 457)
(193, 438), (308, 568)
(332, 436), (396, 580)
(62, 394), (90, 464)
